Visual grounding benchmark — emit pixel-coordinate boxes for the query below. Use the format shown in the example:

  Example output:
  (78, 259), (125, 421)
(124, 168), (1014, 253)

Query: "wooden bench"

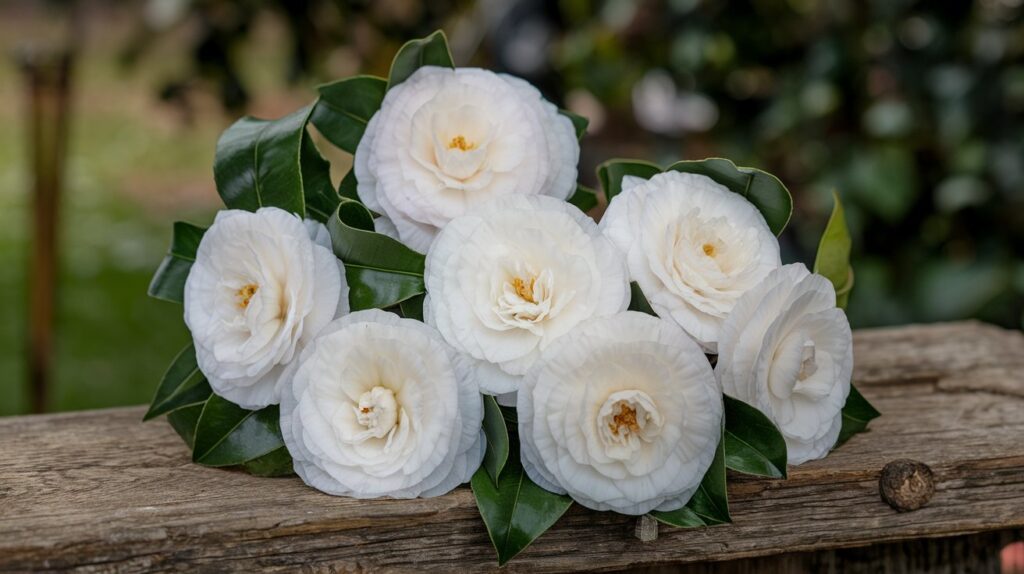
(2, 321), (1023, 572)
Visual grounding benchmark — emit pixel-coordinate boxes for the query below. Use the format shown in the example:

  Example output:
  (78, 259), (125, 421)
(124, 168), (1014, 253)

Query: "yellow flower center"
(237, 283), (259, 309)
(609, 404), (640, 436)
(702, 243), (716, 257)
(512, 276), (536, 303)
(447, 135), (476, 151)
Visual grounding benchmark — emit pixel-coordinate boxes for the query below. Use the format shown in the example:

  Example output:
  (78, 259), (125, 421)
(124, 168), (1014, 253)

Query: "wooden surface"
(2, 321), (1023, 573)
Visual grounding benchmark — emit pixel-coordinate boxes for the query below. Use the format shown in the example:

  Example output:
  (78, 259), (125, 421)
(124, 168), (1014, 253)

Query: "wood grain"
(1, 321), (1023, 573)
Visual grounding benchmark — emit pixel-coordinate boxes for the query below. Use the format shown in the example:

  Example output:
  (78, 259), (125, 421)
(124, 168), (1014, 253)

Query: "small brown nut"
(879, 459), (935, 511)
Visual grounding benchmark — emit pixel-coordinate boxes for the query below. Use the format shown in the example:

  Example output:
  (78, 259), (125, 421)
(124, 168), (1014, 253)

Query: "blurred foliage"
(129, 0), (1023, 330)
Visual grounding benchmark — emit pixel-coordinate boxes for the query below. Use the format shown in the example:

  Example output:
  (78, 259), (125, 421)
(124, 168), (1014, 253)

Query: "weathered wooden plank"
(1, 321), (1023, 572)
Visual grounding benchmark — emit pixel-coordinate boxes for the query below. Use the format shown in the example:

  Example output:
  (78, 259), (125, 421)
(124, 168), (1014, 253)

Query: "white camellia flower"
(184, 207), (347, 410)
(518, 312), (722, 515)
(424, 194), (629, 397)
(600, 170), (781, 352)
(717, 263), (853, 465)
(355, 66), (579, 252)
(279, 309), (485, 498)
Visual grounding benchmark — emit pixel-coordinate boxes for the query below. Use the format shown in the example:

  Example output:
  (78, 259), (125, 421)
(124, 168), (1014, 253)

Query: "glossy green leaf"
(652, 429), (730, 527)
(311, 76), (387, 154)
(666, 158), (793, 235)
(723, 395), (787, 478)
(192, 395), (285, 467)
(596, 159), (661, 203)
(147, 222), (205, 303)
(559, 109), (589, 140)
(328, 199), (426, 310)
(213, 104), (314, 216)
(241, 446), (295, 477)
(338, 168), (359, 201)
(300, 131), (340, 223)
(388, 30), (454, 90)
(143, 344), (212, 421)
(471, 454), (573, 566)
(627, 282), (656, 316)
(481, 395), (510, 485)
(167, 402), (204, 449)
(835, 384), (881, 446)
(399, 293), (425, 321)
(567, 184), (598, 212)
(814, 190), (854, 309)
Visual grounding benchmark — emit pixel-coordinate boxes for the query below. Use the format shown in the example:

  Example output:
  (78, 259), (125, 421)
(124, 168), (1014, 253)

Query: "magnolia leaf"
(399, 294), (425, 321)
(596, 159), (661, 203)
(192, 395), (286, 467)
(311, 76), (387, 154)
(627, 282), (656, 316)
(338, 168), (360, 201)
(167, 402), (204, 449)
(836, 384), (881, 446)
(471, 454), (573, 566)
(814, 190), (854, 309)
(148, 222), (205, 303)
(214, 104), (317, 216)
(481, 395), (510, 485)
(300, 131), (340, 223)
(567, 184), (598, 212)
(388, 30), (454, 90)
(652, 429), (730, 527)
(327, 199), (426, 310)
(723, 395), (787, 478)
(143, 344), (212, 421)
(666, 158), (793, 235)
(241, 446), (295, 477)
(559, 109), (589, 140)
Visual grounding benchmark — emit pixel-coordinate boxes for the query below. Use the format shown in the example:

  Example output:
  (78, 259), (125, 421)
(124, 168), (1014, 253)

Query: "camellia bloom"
(600, 171), (781, 352)
(354, 66), (579, 252)
(518, 312), (722, 515)
(279, 310), (484, 498)
(184, 207), (347, 409)
(424, 194), (629, 396)
(716, 263), (853, 465)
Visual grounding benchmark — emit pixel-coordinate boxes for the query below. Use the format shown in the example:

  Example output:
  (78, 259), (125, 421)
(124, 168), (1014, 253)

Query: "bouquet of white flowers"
(145, 31), (878, 565)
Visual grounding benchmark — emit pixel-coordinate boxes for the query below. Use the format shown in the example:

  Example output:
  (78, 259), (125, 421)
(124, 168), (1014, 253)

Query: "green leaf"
(167, 402), (204, 449)
(814, 190), (854, 309)
(627, 281), (656, 316)
(143, 344), (212, 421)
(836, 384), (881, 446)
(148, 222), (205, 304)
(567, 184), (598, 212)
(471, 455), (573, 566)
(192, 395), (286, 467)
(300, 131), (340, 223)
(399, 293), (425, 321)
(213, 104), (315, 216)
(241, 446), (295, 477)
(338, 168), (360, 201)
(388, 30), (454, 90)
(652, 429), (730, 527)
(723, 395), (787, 478)
(559, 109), (589, 140)
(666, 158), (793, 235)
(310, 76), (387, 154)
(596, 159), (661, 203)
(481, 395), (510, 485)
(328, 199), (426, 310)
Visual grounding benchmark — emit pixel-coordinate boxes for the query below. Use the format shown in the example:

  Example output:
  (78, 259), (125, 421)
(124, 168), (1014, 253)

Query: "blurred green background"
(2, 0), (1022, 416)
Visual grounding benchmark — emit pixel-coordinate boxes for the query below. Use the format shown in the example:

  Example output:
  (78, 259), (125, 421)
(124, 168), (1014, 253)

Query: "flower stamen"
(610, 404), (640, 436)
(512, 276), (537, 303)
(236, 283), (259, 309)
(447, 135), (476, 151)
(702, 243), (716, 257)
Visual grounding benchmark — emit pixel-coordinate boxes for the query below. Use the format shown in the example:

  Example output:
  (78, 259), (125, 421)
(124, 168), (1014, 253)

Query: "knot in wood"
(879, 459), (935, 512)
